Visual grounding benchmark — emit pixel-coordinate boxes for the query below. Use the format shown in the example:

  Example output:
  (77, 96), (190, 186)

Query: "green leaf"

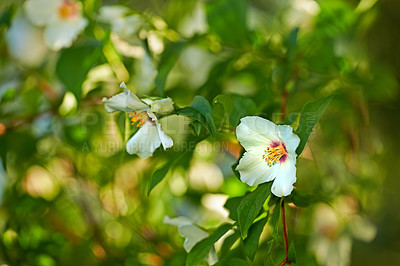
(154, 41), (186, 96)
(191, 96), (216, 137)
(219, 230), (240, 257)
(295, 96), (333, 155)
(56, 42), (103, 100)
(243, 216), (268, 261)
(269, 203), (281, 242)
(147, 160), (173, 196)
(176, 107), (212, 136)
(224, 196), (243, 221)
(205, 0), (249, 45)
(216, 257), (250, 266)
(189, 121), (202, 136)
(288, 241), (297, 263)
(186, 223), (232, 266)
(213, 94), (258, 129)
(237, 182), (271, 238)
(285, 27), (299, 62)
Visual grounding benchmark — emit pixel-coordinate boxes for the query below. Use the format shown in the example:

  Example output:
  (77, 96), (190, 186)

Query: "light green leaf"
(295, 96), (333, 155)
(186, 223), (232, 266)
(237, 182), (271, 238)
(244, 216), (268, 261)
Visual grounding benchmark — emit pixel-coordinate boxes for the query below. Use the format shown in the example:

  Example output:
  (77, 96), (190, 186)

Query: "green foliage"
(186, 223), (232, 266)
(237, 183), (271, 238)
(1, 0), (398, 265)
(243, 216), (268, 261)
(295, 96), (333, 156)
(56, 41), (104, 100)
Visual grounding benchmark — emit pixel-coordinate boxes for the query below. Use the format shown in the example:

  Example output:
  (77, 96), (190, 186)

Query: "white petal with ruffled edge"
(24, 0), (61, 26)
(236, 152), (279, 186)
(236, 116), (280, 155)
(271, 155), (297, 197)
(126, 120), (161, 158)
(44, 17), (88, 51)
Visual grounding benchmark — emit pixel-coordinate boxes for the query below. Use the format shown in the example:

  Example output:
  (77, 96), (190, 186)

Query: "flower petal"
(178, 224), (209, 252)
(236, 116), (279, 155)
(24, 0), (61, 26)
(236, 152), (279, 186)
(271, 155), (297, 197)
(44, 17), (88, 50)
(120, 82), (150, 110)
(277, 125), (300, 155)
(6, 12), (48, 67)
(156, 121), (174, 149)
(102, 91), (131, 113)
(126, 120), (161, 158)
(150, 98), (174, 114)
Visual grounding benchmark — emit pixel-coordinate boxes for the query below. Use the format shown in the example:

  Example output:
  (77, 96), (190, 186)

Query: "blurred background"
(1, 0), (400, 265)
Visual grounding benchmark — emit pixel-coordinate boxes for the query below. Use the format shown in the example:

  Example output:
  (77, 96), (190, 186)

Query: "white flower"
(6, 12), (48, 67)
(24, 0), (88, 51)
(102, 82), (174, 158)
(235, 116), (300, 197)
(164, 216), (218, 265)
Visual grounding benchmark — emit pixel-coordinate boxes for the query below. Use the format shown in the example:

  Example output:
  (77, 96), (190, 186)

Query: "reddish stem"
(280, 198), (291, 265)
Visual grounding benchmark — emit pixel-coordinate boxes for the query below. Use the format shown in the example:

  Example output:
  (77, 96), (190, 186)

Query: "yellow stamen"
(128, 111), (148, 128)
(263, 144), (287, 166)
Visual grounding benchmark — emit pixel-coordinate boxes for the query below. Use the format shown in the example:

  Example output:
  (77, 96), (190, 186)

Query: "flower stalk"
(279, 198), (291, 266)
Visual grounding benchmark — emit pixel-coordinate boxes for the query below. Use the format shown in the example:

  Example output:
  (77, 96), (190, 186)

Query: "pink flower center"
(58, 0), (79, 20)
(128, 111), (149, 128)
(262, 141), (287, 166)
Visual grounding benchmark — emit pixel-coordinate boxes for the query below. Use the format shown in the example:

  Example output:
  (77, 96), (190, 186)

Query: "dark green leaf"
(213, 94), (258, 129)
(295, 96), (333, 155)
(237, 182), (271, 238)
(186, 223), (232, 266)
(216, 257), (250, 266)
(189, 121), (202, 136)
(147, 160), (173, 196)
(224, 196), (243, 221)
(154, 41), (186, 96)
(269, 203), (281, 242)
(176, 107), (213, 136)
(205, 0), (249, 45)
(56, 41), (103, 100)
(190, 96), (217, 137)
(243, 216), (268, 261)
(285, 27), (299, 62)
(219, 230), (240, 256)
(288, 241), (296, 263)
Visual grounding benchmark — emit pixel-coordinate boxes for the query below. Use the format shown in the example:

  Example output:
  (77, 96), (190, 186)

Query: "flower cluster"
(103, 82), (174, 158)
